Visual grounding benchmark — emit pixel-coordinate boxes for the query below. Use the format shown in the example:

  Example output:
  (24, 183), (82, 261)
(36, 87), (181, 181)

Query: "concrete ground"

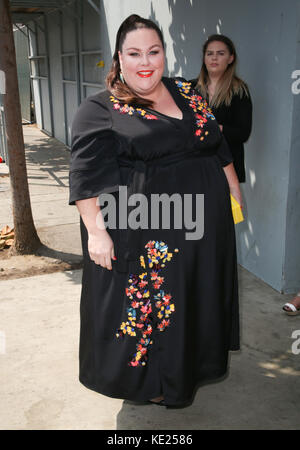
(0, 126), (299, 430)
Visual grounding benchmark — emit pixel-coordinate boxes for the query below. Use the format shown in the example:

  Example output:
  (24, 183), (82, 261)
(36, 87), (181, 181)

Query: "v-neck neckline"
(143, 77), (185, 122)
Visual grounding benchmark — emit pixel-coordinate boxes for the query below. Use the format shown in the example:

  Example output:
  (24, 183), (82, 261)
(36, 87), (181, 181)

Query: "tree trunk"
(0, 0), (41, 254)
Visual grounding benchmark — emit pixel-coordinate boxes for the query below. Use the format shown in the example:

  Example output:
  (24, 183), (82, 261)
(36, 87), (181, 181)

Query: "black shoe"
(148, 399), (167, 406)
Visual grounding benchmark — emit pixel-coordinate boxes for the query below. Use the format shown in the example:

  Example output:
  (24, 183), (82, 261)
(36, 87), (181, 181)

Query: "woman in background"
(190, 34), (252, 183)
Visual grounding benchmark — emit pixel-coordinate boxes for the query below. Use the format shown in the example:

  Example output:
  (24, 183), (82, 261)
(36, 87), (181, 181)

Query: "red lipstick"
(137, 71), (154, 78)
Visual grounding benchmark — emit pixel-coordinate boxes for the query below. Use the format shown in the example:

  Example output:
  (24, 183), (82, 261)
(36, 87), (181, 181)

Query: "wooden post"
(0, 0), (41, 254)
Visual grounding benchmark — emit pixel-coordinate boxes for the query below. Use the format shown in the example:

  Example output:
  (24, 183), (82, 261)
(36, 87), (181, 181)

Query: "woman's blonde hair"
(195, 34), (249, 107)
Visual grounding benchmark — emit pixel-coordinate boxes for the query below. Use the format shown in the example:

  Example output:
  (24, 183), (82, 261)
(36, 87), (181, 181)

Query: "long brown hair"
(195, 34), (249, 107)
(106, 14), (165, 108)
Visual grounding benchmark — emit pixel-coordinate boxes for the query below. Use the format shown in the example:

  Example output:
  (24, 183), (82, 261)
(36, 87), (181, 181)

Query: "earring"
(120, 71), (125, 83)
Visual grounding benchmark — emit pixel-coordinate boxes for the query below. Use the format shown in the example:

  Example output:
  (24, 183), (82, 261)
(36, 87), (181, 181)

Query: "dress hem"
(79, 367), (230, 407)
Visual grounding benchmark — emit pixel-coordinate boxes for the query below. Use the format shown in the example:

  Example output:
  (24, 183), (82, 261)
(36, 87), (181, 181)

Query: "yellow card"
(230, 194), (244, 224)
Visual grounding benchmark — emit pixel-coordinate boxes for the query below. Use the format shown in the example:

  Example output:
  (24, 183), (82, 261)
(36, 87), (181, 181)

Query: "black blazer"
(190, 79), (252, 182)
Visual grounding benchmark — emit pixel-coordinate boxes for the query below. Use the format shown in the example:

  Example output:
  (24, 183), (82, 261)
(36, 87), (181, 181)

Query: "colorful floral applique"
(110, 96), (158, 120)
(116, 240), (179, 367)
(175, 80), (215, 139)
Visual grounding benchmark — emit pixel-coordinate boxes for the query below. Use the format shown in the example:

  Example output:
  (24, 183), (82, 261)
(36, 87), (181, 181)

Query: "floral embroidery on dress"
(175, 80), (215, 139)
(110, 95), (158, 120)
(116, 240), (179, 367)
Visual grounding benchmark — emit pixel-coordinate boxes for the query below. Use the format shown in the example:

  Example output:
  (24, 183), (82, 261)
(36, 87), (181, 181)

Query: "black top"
(69, 77), (234, 206)
(190, 78), (252, 182)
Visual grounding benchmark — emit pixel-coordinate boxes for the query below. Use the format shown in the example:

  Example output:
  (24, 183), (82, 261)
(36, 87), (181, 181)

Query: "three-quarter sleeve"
(69, 95), (121, 205)
(216, 134), (234, 167)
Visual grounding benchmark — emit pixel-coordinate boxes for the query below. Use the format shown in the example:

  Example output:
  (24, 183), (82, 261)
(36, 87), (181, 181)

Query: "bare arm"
(223, 163), (243, 208)
(76, 197), (115, 270)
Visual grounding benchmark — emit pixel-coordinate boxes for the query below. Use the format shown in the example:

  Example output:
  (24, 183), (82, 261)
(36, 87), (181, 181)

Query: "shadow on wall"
(165, 0), (225, 79)
(148, 2), (169, 77)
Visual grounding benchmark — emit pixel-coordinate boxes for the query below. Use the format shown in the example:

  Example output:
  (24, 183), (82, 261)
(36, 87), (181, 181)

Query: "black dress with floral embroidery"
(69, 77), (239, 406)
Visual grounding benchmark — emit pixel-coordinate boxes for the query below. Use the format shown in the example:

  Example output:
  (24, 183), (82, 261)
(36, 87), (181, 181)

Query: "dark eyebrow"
(125, 44), (162, 51)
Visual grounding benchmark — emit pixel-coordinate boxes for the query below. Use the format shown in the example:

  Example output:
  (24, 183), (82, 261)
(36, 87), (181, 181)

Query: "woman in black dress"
(69, 15), (241, 407)
(190, 35), (252, 183)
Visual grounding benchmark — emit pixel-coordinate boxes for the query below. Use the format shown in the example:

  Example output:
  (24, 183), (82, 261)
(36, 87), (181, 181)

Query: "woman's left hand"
(222, 163), (243, 209)
(230, 185), (243, 209)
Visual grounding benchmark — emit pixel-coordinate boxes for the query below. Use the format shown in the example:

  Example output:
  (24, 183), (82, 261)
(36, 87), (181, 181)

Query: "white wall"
(283, 1), (300, 293)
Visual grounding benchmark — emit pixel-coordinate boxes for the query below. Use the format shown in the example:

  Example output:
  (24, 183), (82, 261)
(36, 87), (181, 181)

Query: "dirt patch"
(0, 246), (83, 280)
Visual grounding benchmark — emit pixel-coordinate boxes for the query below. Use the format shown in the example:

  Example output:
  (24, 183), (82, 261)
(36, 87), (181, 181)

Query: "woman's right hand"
(88, 230), (115, 270)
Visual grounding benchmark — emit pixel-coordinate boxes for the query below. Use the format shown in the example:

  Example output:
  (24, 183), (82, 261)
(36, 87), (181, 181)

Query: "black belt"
(114, 149), (214, 272)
